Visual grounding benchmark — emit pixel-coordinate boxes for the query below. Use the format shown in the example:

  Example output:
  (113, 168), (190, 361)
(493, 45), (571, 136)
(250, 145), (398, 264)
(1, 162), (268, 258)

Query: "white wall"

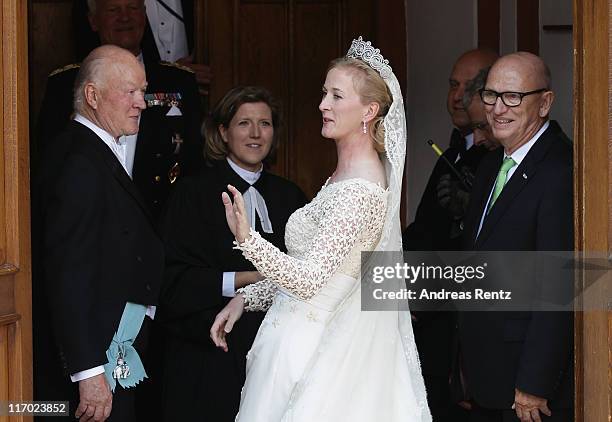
(539, 0), (573, 137)
(405, 0), (477, 222)
(500, 0), (517, 54)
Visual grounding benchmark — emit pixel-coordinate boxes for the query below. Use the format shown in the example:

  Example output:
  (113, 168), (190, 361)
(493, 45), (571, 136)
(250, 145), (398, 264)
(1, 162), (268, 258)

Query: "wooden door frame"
(2, 0), (611, 420)
(573, 0), (612, 420)
(2, 0), (32, 419)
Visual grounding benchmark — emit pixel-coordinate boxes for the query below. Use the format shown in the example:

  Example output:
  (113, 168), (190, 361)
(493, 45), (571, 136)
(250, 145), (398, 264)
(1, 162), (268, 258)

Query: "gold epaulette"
(49, 63), (80, 77)
(159, 61), (195, 74)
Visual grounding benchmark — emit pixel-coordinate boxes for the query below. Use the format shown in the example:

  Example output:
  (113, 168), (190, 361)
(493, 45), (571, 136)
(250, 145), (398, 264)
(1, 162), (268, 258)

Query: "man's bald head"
(74, 45), (147, 138)
(491, 52), (552, 90)
(483, 52), (554, 154)
(447, 49), (499, 132)
(74, 45), (141, 112)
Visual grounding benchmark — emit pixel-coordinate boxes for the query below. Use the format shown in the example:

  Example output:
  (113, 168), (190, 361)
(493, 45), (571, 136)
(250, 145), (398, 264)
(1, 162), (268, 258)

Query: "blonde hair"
(328, 57), (392, 153)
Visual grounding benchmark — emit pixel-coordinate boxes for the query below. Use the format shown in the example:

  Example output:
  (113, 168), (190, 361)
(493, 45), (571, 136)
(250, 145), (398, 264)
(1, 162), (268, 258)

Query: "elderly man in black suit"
(36, 45), (164, 422)
(459, 52), (573, 422)
(37, 0), (202, 221)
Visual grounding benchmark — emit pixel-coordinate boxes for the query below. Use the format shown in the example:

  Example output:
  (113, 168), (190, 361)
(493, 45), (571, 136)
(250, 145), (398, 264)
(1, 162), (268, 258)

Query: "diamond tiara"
(346, 36), (392, 79)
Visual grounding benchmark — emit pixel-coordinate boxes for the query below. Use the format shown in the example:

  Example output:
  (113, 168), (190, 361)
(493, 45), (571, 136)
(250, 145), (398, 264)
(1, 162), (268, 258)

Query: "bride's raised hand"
(210, 294), (246, 352)
(221, 184), (251, 243)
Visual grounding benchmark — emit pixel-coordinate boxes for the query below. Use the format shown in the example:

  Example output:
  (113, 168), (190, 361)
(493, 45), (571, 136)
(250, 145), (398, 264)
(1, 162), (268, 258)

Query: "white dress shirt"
(476, 120), (550, 238)
(145, 0), (189, 62)
(70, 114), (155, 382)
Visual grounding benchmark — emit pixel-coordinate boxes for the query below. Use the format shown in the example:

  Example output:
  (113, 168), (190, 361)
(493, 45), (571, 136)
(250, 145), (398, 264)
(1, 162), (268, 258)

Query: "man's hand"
(512, 388), (552, 422)
(75, 373), (112, 421)
(210, 294), (246, 352)
(436, 173), (470, 218)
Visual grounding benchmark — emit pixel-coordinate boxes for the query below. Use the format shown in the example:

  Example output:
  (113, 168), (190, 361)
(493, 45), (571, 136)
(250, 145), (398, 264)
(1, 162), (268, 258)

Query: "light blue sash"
(103, 302), (148, 392)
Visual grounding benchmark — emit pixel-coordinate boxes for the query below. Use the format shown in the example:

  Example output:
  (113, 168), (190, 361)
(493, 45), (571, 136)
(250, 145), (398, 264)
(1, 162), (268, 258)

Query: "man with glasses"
(459, 52), (573, 422)
(403, 49), (497, 422)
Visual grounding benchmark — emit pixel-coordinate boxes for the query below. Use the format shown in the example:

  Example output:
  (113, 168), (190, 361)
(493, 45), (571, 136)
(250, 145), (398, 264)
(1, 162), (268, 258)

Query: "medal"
(144, 93), (183, 111)
(166, 98), (183, 116)
(113, 346), (130, 380)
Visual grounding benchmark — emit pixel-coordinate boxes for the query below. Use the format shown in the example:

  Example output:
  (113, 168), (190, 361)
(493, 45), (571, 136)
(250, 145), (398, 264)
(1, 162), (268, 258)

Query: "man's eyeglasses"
(479, 88), (547, 107)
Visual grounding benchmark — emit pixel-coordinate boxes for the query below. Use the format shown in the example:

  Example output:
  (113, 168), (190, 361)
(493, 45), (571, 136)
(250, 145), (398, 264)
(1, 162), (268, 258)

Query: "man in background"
(403, 48), (498, 422)
(38, 0), (203, 220)
(73, 0), (212, 86)
(436, 66), (501, 228)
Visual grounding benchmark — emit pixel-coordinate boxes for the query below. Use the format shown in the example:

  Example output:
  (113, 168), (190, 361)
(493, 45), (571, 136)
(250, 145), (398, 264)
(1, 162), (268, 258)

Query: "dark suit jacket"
(36, 120), (164, 392)
(157, 159), (307, 421)
(403, 130), (488, 382)
(404, 129), (488, 252)
(36, 55), (202, 221)
(458, 120), (574, 409)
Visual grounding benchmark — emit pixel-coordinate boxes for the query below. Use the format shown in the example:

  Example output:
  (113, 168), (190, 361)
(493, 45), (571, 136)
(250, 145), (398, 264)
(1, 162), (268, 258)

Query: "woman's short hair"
(327, 57), (393, 153)
(203, 86), (281, 163)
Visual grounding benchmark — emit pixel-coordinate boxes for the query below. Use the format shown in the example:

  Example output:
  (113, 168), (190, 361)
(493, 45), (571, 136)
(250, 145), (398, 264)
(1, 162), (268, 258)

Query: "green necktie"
(487, 157), (516, 213)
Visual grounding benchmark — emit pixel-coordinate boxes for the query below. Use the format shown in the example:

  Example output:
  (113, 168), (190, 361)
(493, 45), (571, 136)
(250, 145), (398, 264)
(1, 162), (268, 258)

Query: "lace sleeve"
(236, 182), (387, 300)
(236, 279), (277, 311)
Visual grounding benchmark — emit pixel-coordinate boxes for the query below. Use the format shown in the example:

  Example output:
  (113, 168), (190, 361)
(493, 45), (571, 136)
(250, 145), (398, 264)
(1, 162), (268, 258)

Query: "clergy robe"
(157, 159), (307, 421)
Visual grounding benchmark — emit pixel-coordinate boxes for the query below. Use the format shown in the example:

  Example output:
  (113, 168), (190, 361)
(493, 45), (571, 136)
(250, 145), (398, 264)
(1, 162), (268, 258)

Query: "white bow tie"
(243, 186), (273, 233)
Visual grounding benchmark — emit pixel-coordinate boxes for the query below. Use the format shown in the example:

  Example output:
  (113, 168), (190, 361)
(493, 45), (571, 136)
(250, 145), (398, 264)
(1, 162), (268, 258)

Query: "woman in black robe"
(158, 86), (307, 421)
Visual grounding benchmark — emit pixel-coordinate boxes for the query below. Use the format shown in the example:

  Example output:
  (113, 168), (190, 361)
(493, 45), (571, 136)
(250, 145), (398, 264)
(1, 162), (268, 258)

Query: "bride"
(211, 37), (431, 422)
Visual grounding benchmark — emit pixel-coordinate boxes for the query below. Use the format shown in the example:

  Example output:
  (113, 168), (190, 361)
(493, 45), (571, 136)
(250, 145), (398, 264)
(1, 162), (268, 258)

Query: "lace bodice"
(237, 178), (387, 311)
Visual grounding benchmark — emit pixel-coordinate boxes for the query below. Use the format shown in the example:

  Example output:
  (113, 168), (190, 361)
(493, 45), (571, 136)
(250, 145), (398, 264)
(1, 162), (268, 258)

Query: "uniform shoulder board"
(159, 61), (195, 74)
(49, 63), (80, 77)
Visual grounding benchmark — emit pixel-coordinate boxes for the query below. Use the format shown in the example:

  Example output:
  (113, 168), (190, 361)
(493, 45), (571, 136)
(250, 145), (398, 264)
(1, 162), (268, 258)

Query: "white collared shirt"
(455, 132), (474, 163)
(465, 132), (475, 150)
(476, 120), (550, 237)
(145, 0), (189, 62)
(74, 114), (131, 176)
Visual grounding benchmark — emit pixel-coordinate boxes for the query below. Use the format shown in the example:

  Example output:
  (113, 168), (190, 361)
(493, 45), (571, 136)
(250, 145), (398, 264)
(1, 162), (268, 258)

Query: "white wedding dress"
(234, 178), (431, 422)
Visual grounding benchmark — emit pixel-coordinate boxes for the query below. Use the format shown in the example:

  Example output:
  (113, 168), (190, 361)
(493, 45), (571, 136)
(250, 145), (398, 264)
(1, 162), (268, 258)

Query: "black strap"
(155, 0), (184, 23)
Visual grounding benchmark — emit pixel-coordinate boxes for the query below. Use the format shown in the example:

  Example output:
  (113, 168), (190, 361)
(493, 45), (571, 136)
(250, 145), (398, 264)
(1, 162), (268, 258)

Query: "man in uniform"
(37, 0), (203, 221)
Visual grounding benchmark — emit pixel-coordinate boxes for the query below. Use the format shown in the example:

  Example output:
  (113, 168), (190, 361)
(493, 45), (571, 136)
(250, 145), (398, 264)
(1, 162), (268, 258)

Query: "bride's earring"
(362, 120), (367, 134)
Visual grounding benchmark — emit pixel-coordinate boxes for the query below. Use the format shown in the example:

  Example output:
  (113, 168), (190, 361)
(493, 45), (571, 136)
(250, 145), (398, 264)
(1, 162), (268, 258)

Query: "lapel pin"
(522, 173), (528, 179)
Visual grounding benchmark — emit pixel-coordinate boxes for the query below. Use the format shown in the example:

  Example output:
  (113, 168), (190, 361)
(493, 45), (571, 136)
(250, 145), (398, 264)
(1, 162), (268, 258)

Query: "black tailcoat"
(34, 121), (164, 419)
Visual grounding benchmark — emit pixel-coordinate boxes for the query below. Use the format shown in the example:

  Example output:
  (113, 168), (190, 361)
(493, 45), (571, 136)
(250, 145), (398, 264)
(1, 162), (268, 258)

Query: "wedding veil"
(280, 37), (431, 421)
